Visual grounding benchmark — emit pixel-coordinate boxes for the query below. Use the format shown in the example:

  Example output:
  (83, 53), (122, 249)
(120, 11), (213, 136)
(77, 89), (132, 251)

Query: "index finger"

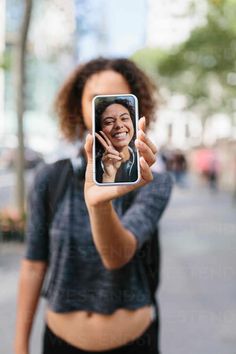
(95, 132), (109, 150)
(138, 130), (158, 155)
(138, 116), (146, 133)
(99, 131), (113, 147)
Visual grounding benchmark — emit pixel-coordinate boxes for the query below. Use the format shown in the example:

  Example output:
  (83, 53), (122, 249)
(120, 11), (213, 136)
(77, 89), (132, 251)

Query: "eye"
(122, 116), (130, 121)
(103, 119), (114, 126)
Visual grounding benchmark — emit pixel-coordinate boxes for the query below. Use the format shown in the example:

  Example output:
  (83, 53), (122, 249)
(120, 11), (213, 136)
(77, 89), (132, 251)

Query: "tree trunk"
(15, 0), (32, 217)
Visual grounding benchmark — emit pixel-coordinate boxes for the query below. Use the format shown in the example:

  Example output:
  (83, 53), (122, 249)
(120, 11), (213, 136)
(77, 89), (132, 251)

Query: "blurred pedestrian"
(172, 150), (188, 187)
(195, 148), (219, 191)
(14, 58), (172, 354)
(207, 149), (219, 191)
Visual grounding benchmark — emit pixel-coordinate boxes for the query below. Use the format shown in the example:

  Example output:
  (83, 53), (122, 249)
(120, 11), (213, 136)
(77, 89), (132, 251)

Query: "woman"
(95, 98), (138, 183)
(14, 57), (172, 354)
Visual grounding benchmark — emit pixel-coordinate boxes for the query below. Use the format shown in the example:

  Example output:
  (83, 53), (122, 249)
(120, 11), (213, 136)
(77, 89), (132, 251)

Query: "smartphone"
(92, 94), (140, 186)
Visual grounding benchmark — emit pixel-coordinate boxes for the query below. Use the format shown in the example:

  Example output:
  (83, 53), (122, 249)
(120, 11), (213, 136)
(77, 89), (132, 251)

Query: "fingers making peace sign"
(95, 131), (123, 182)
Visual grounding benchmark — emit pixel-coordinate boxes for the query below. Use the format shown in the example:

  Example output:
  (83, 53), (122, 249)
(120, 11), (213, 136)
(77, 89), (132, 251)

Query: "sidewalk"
(159, 180), (236, 353)
(1, 178), (236, 353)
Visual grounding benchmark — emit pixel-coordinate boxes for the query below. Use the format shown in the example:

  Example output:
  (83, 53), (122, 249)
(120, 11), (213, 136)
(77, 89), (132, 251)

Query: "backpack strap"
(41, 158), (73, 297)
(47, 159), (74, 226)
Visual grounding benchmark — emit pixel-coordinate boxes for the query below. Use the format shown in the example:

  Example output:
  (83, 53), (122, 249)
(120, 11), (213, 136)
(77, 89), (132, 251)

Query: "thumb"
(84, 133), (93, 164)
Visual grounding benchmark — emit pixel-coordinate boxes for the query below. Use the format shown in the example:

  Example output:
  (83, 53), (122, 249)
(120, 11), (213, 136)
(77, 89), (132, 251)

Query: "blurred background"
(0, 0), (236, 353)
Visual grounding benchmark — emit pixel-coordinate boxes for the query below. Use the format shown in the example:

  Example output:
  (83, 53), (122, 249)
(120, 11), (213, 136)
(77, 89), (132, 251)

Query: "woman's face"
(101, 103), (134, 149)
(81, 70), (131, 132)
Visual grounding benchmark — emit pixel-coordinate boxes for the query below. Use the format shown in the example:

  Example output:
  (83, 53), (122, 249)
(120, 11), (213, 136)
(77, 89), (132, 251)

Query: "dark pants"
(42, 318), (159, 354)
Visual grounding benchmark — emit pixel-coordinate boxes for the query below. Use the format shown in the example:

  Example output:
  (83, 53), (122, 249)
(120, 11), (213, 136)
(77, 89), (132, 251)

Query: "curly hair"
(54, 57), (158, 141)
(95, 98), (135, 133)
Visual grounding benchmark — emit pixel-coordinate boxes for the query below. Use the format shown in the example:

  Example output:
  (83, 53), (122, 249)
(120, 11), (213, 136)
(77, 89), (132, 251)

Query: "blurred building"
(147, 0), (207, 49)
(3, 0), (76, 154)
(1, 0), (148, 159)
(148, 95), (203, 151)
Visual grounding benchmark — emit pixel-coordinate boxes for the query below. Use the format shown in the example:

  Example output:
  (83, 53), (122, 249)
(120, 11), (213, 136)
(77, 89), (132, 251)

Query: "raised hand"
(95, 131), (123, 182)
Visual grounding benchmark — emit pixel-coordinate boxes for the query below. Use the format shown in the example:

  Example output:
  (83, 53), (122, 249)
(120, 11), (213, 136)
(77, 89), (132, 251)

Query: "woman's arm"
(85, 117), (158, 269)
(14, 162), (51, 353)
(14, 260), (48, 354)
(88, 202), (137, 270)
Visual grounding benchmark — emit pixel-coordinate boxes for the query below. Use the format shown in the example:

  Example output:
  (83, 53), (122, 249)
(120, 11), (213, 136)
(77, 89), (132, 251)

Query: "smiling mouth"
(112, 132), (128, 139)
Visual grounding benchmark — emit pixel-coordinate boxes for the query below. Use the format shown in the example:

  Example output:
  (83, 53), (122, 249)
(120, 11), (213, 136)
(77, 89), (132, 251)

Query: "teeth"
(114, 132), (127, 138)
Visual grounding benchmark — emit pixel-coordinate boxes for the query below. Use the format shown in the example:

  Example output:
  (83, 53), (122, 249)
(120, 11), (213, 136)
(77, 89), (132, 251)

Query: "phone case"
(92, 94), (140, 186)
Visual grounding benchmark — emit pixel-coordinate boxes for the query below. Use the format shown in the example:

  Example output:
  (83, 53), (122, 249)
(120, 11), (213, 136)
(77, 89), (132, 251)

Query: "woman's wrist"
(87, 200), (112, 214)
(102, 172), (115, 183)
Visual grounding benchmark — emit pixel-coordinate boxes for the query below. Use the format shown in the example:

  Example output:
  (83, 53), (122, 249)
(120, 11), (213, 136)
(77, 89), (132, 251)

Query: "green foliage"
(133, 0), (236, 123)
(132, 47), (166, 77)
(159, 12), (235, 76)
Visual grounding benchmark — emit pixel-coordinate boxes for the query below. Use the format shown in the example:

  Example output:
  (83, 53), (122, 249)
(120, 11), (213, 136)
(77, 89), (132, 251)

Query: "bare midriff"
(46, 304), (153, 351)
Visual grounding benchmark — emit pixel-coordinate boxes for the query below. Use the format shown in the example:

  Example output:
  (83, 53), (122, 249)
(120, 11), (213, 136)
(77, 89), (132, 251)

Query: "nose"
(114, 118), (124, 129)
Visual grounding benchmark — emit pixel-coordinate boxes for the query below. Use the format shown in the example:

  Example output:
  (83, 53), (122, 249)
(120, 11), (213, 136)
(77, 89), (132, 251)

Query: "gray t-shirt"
(24, 162), (172, 314)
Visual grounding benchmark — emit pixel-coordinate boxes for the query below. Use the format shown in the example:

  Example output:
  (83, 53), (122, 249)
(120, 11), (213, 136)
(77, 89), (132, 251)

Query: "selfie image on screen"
(94, 94), (139, 185)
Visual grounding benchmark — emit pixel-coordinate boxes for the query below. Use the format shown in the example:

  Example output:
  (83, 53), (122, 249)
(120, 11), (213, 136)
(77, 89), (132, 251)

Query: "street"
(159, 180), (236, 353)
(1, 177), (236, 354)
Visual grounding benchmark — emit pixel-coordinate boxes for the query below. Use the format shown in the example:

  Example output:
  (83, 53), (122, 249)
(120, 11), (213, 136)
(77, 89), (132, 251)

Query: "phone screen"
(92, 94), (140, 185)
